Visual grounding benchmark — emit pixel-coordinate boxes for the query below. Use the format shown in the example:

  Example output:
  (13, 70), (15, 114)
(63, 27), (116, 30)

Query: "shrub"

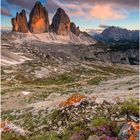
(91, 117), (110, 127)
(120, 99), (139, 116)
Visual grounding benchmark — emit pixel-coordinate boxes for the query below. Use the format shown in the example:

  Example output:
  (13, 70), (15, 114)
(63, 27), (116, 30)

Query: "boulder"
(51, 8), (70, 36)
(29, 1), (49, 33)
(118, 121), (139, 140)
(11, 10), (28, 33)
(70, 22), (80, 36)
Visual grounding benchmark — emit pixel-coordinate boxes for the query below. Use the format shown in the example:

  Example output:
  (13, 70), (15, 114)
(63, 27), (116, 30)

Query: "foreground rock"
(11, 10), (28, 33)
(1, 121), (28, 136)
(119, 121), (139, 140)
(29, 1), (49, 33)
(51, 8), (70, 36)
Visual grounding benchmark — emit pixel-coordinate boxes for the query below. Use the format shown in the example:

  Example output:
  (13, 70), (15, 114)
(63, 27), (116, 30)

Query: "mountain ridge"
(94, 26), (139, 44)
(10, 1), (96, 45)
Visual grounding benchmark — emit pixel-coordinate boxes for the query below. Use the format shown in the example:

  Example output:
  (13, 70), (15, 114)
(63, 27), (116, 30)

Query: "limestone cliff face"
(28, 1), (49, 33)
(51, 8), (70, 36)
(96, 49), (139, 64)
(70, 22), (80, 36)
(11, 10), (28, 33)
(11, 2), (82, 36)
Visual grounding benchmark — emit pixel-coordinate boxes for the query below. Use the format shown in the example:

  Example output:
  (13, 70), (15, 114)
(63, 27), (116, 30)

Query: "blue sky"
(1, 0), (139, 31)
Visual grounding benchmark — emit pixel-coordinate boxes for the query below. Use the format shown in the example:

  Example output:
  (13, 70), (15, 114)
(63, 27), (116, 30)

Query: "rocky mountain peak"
(28, 1), (49, 33)
(10, 2), (86, 37)
(11, 9), (28, 33)
(33, 1), (44, 11)
(51, 7), (70, 36)
(34, 1), (42, 5)
(55, 8), (68, 18)
(70, 22), (80, 36)
(100, 26), (139, 43)
(20, 9), (26, 15)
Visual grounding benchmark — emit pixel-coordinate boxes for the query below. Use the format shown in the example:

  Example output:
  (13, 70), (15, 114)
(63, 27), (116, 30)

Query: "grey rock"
(51, 8), (70, 36)
(29, 1), (49, 33)
(11, 10), (28, 33)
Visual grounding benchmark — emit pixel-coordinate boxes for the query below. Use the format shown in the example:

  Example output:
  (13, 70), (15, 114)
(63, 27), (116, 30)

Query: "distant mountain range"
(94, 26), (139, 44)
(3, 1), (139, 46)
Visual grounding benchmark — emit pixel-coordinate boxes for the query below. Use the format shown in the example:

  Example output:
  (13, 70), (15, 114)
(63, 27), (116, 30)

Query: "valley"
(1, 36), (139, 139)
(1, 1), (139, 140)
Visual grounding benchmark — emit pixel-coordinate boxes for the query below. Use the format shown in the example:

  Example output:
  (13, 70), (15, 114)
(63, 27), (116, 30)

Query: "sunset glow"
(1, 0), (139, 31)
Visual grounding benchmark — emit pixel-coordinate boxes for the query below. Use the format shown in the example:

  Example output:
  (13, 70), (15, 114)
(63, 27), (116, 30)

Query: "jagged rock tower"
(28, 1), (49, 33)
(70, 22), (80, 36)
(51, 8), (70, 36)
(11, 10), (28, 33)
(11, 1), (81, 36)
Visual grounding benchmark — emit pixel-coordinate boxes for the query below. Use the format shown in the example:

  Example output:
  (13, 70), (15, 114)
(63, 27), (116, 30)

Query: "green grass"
(120, 99), (139, 116)
(31, 132), (61, 140)
(1, 132), (26, 140)
(28, 91), (50, 103)
(13, 71), (77, 85)
(35, 73), (76, 85)
(91, 117), (110, 127)
(87, 77), (106, 85)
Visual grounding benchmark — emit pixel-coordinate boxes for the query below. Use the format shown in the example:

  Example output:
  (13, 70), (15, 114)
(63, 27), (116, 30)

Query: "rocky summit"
(95, 26), (139, 43)
(11, 10), (28, 33)
(51, 8), (70, 36)
(70, 22), (80, 36)
(11, 1), (81, 36)
(28, 1), (49, 33)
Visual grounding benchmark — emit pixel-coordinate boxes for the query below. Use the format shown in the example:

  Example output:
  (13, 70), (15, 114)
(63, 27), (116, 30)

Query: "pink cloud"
(49, 0), (127, 21)
(90, 4), (126, 20)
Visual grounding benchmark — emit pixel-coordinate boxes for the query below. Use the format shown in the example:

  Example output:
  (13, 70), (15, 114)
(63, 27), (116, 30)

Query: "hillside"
(1, 1), (139, 140)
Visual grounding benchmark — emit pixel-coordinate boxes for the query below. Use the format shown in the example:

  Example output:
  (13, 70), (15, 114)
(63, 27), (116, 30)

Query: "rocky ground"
(1, 34), (139, 140)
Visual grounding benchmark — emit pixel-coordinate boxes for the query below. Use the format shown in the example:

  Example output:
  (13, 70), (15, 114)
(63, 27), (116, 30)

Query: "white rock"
(95, 98), (104, 104)
(22, 91), (31, 95)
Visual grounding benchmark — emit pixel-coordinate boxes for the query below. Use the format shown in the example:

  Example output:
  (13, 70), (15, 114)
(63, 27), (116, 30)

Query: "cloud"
(5, 0), (36, 10)
(3, 0), (138, 22)
(1, 8), (12, 17)
(85, 28), (103, 34)
(45, 0), (59, 13)
(85, 24), (112, 34)
(90, 4), (126, 20)
(59, 0), (138, 9)
(99, 24), (110, 29)
(44, 0), (128, 20)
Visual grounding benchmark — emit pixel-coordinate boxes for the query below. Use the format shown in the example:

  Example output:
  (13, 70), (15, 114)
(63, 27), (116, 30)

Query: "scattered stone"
(0, 121), (28, 136)
(118, 121), (139, 140)
(88, 135), (99, 140)
(129, 115), (139, 122)
(59, 93), (86, 107)
(22, 91), (31, 96)
(95, 98), (104, 104)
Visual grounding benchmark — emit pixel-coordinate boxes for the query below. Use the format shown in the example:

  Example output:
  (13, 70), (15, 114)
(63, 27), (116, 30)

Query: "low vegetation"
(87, 76), (107, 85)
(120, 99), (139, 116)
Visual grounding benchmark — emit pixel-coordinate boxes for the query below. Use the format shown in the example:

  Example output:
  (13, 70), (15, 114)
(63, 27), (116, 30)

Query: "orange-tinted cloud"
(52, 0), (127, 20)
(90, 4), (126, 20)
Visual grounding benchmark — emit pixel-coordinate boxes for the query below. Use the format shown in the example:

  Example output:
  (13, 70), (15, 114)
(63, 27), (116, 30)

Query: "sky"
(1, 0), (139, 32)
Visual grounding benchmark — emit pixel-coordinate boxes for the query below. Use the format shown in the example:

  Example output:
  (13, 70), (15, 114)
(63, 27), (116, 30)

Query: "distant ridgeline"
(94, 26), (139, 44)
(11, 1), (80, 36)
